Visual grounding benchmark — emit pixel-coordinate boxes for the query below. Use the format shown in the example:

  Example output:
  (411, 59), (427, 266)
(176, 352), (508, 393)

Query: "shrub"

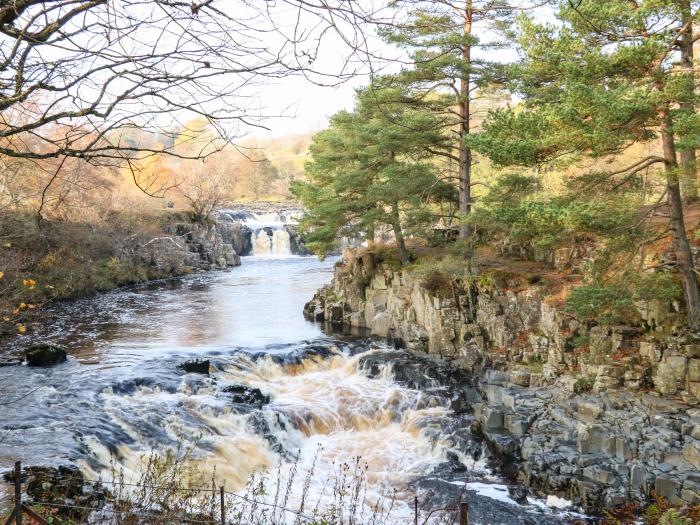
(421, 269), (453, 298)
(565, 284), (638, 325)
(633, 272), (682, 304)
(573, 375), (595, 394)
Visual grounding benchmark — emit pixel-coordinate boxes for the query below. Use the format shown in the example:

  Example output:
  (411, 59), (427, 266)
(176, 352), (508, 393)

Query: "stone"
(582, 465), (617, 484)
(683, 344), (700, 358)
(681, 440), (700, 469)
(179, 359), (210, 374)
(577, 424), (616, 455)
(221, 244), (241, 266)
(655, 355), (688, 395)
(507, 485), (529, 505)
(640, 341), (662, 363)
(509, 368), (531, 387)
(222, 384), (270, 409)
(25, 344), (67, 367)
(630, 464), (646, 489)
(370, 312), (391, 338)
(576, 479), (603, 513)
(688, 359), (700, 382)
(329, 303), (345, 324)
(688, 382), (700, 399)
(616, 438), (632, 461)
(505, 414), (533, 435)
(0, 357), (22, 367)
(483, 406), (505, 430)
(485, 370), (508, 385)
(579, 400), (604, 420)
(681, 476), (700, 504)
(655, 474), (682, 502)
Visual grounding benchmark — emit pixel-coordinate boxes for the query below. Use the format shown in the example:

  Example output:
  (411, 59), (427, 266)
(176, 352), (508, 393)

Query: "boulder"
(221, 244), (241, 266)
(180, 359), (210, 374)
(25, 344), (67, 367)
(223, 384), (270, 409)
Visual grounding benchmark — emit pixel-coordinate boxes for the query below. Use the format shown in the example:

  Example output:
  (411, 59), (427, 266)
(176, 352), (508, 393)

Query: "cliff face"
(304, 248), (700, 513)
(137, 219), (241, 275)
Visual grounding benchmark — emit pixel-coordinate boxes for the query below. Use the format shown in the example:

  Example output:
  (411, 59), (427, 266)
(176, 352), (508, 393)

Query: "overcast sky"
(244, 2), (554, 140)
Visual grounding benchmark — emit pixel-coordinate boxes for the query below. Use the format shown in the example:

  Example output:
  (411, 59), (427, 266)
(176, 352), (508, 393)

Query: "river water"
(0, 254), (582, 524)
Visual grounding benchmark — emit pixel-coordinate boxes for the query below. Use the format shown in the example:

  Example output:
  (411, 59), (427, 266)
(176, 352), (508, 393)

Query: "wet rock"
(215, 218), (252, 256)
(0, 356), (22, 367)
(286, 225), (313, 256)
(359, 349), (479, 413)
(223, 384), (270, 409)
(180, 359), (210, 375)
(508, 485), (529, 505)
(248, 411), (289, 457)
(221, 244), (241, 267)
(312, 248), (700, 513)
(25, 344), (67, 366)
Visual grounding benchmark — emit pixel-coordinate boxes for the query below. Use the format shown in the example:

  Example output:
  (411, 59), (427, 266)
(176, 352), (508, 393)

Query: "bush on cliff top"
(565, 272), (682, 326)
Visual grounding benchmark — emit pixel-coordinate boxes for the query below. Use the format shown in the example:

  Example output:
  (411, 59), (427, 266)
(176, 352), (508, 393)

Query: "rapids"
(0, 255), (584, 523)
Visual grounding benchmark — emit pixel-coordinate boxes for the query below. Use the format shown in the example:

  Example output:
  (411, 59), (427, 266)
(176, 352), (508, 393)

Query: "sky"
(247, 1), (549, 140)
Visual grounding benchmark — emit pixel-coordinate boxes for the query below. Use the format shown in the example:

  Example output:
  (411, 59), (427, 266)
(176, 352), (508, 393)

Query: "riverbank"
(304, 246), (700, 515)
(0, 210), (243, 344)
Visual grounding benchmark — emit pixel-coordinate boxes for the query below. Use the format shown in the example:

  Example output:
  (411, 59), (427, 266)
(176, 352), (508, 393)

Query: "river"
(0, 251), (584, 524)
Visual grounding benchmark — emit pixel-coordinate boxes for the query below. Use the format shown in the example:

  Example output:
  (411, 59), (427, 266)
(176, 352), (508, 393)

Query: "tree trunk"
(458, 0), (473, 241)
(391, 202), (410, 266)
(660, 102), (700, 329)
(679, 1), (698, 200)
(366, 224), (375, 245)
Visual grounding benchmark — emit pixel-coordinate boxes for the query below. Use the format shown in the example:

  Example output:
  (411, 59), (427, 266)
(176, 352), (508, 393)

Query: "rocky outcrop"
(304, 248), (700, 513)
(179, 359), (210, 374)
(472, 370), (700, 513)
(25, 343), (67, 366)
(223, 384), (270, 409)
(214, 212), (253, 256)
(286, 225), (313, 256)
(137, 221), (242, 274)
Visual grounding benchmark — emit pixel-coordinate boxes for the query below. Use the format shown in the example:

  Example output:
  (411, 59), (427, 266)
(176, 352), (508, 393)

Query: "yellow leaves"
(2, 317), (9, 322)
(13, 303), (30, 314)
(22, 278), (36, 289)
(0, 271), (4, 280)
(16, 324), (26, 334)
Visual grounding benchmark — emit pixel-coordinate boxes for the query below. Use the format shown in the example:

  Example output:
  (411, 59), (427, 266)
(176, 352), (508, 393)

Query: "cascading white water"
(253, 230), (272, 255)
(222, 209), (296, 257)
(272, 229), (291, 256)
(252, 227), (292, 256)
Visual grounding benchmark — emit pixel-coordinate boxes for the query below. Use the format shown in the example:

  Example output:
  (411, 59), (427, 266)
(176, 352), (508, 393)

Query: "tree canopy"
(293, 85), (454, 264)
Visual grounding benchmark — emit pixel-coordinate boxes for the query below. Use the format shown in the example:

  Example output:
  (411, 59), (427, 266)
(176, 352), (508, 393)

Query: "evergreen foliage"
(292, 86), (454, 264)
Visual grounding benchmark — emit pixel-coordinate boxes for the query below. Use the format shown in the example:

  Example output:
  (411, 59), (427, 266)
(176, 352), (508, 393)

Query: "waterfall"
(219, 208), (299, 257)
(253, 230), (271, 255)
(272, 229), (291, 256)
(252, 228), (291, 257)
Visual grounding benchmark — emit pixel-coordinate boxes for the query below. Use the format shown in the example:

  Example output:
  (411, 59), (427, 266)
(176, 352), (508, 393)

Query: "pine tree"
(293, 86), (453, 264)
(379, 1), (522, 241)
(475, 0), (700, 329)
